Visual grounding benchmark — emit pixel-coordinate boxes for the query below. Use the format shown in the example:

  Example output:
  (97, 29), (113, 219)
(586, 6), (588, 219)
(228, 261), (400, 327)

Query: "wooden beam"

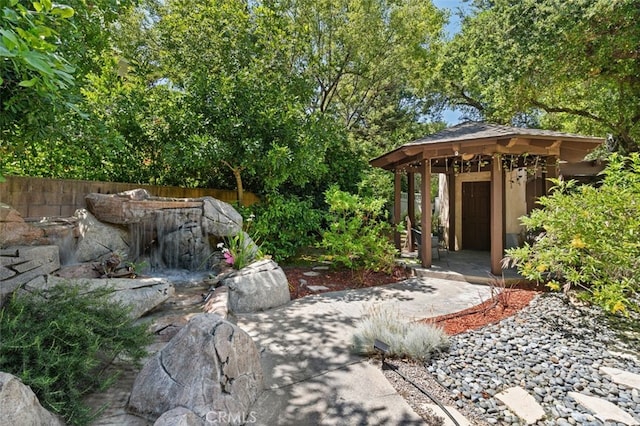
(490, 156), (504, 275)
(504, 137), (531, 148)
(420, 160), (432, 267)
(559, 160), (605, 176)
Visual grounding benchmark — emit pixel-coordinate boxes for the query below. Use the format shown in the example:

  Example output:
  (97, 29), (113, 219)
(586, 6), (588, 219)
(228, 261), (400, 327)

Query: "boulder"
(74, 209), (129, 263)
(85, 190), (202, 225)
(0, 372), (64, 426)
(223, 259), (290, 313)
(128, 314), (263, 423)
(160, 222), (211, 270)
(28, 275), (174, 319)
(0, 246), (60, 307)
(0, 203), (45, 247)
(201, 197), (243, 237)
(154, 407), (205, 426)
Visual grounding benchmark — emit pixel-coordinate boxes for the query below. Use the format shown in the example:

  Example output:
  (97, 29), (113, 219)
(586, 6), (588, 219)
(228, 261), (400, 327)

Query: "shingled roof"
(370, 121), (604, 170)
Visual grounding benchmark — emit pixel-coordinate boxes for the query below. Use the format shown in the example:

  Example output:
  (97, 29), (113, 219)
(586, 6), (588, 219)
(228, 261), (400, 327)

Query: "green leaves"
(505, 153), (640, 314)
(0, 284), (152, 425)
(434, 0), (640, 150)
(320, 185), (397, 273)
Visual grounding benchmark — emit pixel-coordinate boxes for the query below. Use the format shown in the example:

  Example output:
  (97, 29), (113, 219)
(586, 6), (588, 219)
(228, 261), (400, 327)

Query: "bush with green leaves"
(505, 153), (640, 314)
(0, 284), (152, 425)
(239, 194), (325, 261)
(319, 185), (397, 273)
(352, 305), (449, 362)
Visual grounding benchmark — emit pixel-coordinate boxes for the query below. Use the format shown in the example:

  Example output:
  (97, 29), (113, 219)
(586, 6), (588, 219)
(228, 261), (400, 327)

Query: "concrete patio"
(400, 249), (530, 286)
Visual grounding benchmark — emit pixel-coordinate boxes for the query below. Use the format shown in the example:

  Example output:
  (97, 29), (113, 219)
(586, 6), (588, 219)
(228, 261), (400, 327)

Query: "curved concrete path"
(236, 276), (492, 425)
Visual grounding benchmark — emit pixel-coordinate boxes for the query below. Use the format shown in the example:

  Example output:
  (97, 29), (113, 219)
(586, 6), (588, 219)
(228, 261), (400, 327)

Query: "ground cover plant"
(505, 153), (640, 315)
(352, 305), (449, 362)
(0, 284), (152, 425)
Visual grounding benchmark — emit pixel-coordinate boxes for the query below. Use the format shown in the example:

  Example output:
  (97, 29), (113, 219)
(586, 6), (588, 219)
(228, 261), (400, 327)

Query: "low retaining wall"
(0, 176), (259, 219)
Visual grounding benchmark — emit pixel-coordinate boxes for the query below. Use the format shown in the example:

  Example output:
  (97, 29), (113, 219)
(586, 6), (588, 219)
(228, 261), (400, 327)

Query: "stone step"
(600, 366), (640, 390)
(495, 386), (545, 424)
(422, 403), (471, 426)
(569, 392), (639, 425)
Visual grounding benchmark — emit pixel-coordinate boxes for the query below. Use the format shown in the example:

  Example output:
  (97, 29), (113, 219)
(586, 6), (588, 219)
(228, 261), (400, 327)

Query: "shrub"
(0, 284), (152, 425)
(504, 153), (640, 314)
(319, 185), (397, 273)
(352, 305), (449, 362)
(239, 194), (325, 261)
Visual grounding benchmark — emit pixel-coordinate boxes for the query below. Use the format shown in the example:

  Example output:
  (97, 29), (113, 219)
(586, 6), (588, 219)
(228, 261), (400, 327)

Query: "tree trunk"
(223, 161), (245, 206)
(233, 167), (244, 206)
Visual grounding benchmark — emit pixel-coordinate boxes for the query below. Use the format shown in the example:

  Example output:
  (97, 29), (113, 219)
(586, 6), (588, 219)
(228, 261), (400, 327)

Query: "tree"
(0, 1), (75, 137)
(432, 0), (640, 152)
(0, 0), (140, 180)
(124, 0), (345, 200)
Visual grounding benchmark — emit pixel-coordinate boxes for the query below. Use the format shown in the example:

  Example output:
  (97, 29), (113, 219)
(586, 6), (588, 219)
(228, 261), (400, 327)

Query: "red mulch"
(420, 289), (539, 335)
(284, 265), (541, 335)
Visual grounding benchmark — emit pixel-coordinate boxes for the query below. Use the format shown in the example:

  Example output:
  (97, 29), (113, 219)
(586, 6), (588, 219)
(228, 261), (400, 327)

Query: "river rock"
(224, 259), (290, 313)
(128, 314), (263, 422)
(0, 372), (64, 426)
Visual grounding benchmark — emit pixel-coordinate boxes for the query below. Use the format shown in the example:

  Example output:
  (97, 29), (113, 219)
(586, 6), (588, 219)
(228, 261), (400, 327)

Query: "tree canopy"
(431, 0), (640, 152)
(3, 0), (637, 196)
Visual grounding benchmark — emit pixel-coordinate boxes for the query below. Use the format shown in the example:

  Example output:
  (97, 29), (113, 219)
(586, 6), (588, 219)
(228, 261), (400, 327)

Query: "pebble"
(427, 293), (640, 425)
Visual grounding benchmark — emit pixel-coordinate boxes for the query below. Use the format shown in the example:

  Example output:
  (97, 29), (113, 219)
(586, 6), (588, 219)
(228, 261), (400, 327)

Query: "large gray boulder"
(128, 314), (263, 423)
(27, 275), (174, 319)
(154, 407), (205, 426)
(85, 189), (201, 225)
(201, 197), (243, 237)
(0, 246), (60, 307)
(0, 372), (64, 426)
(74, 209), (129, 263)
(160, 222), (211, 270)
(223, 259), (290, 313)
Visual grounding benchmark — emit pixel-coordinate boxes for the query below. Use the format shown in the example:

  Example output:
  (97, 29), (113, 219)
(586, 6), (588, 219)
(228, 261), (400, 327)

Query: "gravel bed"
(383, 293), (640, 425)
(382, 358), (490, 425)
(422, 292), (640, 425)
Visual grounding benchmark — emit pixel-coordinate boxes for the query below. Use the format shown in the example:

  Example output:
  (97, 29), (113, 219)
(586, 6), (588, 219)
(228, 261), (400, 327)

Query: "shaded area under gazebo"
(370, 122), (604, 275)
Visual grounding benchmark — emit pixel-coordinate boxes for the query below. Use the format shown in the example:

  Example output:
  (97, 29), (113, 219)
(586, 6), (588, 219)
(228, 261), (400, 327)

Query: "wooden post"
(544, 156), (559, 195)
(407, 172), (415, 233)
(394, 170), (402, 250)
(421, 159), (432, 267)
(490, 156), (504, 275)
(448, 172), (456, 251)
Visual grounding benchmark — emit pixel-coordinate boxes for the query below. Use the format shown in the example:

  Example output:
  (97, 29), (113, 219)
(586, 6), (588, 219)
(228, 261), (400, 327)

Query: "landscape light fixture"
(373, 339), (390, 368)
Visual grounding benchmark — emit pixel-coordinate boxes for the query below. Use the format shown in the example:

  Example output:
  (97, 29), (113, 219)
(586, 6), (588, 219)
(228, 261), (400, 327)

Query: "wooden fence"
(0, 176), (259, 219)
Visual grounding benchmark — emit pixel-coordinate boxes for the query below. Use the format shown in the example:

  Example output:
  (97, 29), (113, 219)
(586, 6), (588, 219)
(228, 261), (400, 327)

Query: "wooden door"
(462, 181), (491, 250)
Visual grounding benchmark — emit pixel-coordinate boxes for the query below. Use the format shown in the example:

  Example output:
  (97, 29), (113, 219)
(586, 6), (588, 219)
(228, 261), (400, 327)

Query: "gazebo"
(370, 122), (604, 274)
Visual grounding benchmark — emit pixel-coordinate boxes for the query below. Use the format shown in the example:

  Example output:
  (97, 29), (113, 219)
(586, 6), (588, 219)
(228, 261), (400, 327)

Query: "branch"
(529, 99), (612, 127)
(449, 83), (485, 112)
(221, 160), (244, 173)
